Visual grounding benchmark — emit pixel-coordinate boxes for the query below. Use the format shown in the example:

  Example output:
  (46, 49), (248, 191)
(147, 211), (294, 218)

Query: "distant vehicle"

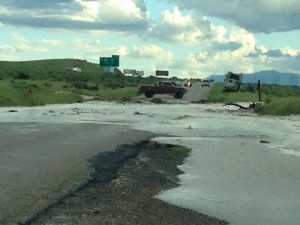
(223, 71), (243, 92)
(66, 67), (82, 72)
(183, 81), (192, 87)
(138, 81), (188, 99)
(202, 79), (210, 87)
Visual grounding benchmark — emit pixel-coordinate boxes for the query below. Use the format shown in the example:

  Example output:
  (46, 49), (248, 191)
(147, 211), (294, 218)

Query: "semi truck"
(223, 71), (243, 92)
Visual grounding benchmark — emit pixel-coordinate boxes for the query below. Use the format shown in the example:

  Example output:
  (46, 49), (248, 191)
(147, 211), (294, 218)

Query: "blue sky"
(0, 0), (300, 78)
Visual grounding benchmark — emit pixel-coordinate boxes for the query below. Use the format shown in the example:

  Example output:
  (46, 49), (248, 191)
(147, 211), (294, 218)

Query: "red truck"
(138, 81), (188, 99)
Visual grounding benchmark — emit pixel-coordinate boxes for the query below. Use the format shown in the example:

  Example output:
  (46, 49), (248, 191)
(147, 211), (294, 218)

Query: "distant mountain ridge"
(208, 70), (300, 86)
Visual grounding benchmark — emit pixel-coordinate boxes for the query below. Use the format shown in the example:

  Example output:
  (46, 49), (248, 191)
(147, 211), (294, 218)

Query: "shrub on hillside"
(15, 72), (30, 80)
(72, 82), (98, 91)
(246, 85), (256, 93)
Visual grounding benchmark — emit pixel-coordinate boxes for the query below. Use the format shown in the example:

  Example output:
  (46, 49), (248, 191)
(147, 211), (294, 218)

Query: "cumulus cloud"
(165, 0), (300, 33)
(147, 6), (256, 56)
(0, 0), (149, 32)
(39, 39), (66, 47)
(148, 7), (211, 44)
(248, 46), (300, 59)
(98, 46), (128, 57)
(246, 46), (300, 73)
(157, 22), (299, 77)
(180, 50), (256, 77)
(70, 39), (101, 49)
(177, 44), (300, 77)
(12, 34), (30, 44)
(130, 45), (173, 60)
(3, 33), (49, 54)
(144, 6), (279, 77)
(0, 45), (15, 52)
(0, 43), (48, 54)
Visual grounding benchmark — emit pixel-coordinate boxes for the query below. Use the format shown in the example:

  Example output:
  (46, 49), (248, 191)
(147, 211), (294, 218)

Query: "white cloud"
(183, 50), (255, 77)
(16, 44), (48, 53)
(74, 0), (101, 22)
(0, 45), (15, 52)
(39, 39), (66, 47)
(280, 47), (300, 57)
(130, 45), (173, 60)
(161, 27), (269, 77)
(97, 0), (147, 23)
(0, 43), (48, 55)
(257, 47), (300, 73)
(228, 28), (256, 55)
(98, 46), (128, 56)
(147, 6), (256, 58)
(166, 0), (300, 33)
(69, 39), (101, 49)
(12, 33), (30, 44)
(0, 0), (149, 32)
(149, 7), (209, 44)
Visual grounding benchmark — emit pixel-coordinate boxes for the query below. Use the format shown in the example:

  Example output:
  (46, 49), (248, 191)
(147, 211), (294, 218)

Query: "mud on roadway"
(28, 140), (228, 225)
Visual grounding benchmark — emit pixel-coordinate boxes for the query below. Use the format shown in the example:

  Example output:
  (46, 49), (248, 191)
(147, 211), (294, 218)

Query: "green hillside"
(0, 59), (158, 106)
(0, 58), (159, 86)
(0, 59), (102, 80)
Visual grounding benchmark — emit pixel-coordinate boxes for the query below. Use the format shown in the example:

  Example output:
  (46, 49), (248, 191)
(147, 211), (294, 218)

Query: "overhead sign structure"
(100, 55), (119, 67)
(156, 70), (169, 76)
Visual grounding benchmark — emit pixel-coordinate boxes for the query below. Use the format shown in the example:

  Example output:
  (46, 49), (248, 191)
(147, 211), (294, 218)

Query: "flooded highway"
(0, 101), (299, 224)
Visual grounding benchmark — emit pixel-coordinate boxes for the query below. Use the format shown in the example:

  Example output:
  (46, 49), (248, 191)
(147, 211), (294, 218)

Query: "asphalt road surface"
(0, 122), (153, 224)
(183, 82), (214, 101)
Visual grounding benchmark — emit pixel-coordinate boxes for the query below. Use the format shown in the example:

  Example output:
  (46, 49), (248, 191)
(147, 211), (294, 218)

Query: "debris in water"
(260, 140), (270, 144)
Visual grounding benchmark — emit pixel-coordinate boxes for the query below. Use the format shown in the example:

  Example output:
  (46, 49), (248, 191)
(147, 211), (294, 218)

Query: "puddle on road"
(154, 136), (300, 225)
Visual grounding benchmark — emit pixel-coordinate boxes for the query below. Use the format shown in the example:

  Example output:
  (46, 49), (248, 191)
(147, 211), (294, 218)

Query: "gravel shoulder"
(28, 140), (228, 225)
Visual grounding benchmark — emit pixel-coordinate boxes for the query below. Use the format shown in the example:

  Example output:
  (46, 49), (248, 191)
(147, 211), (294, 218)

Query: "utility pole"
(257, 79), (261, 102)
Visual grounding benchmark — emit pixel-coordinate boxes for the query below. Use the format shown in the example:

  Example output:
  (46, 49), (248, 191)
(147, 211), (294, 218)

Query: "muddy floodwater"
(0, 101), (299, 225)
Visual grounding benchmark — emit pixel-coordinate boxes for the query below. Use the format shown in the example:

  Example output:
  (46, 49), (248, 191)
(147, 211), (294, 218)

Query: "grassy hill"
(0, 58), (159, 85)
(0, 59), (156, 106)
(0, 59), (159, 106)
(0, 59), (102, 80)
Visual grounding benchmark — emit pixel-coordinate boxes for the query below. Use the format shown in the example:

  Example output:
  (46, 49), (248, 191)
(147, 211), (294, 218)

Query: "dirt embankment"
(28, 140), (228, 225)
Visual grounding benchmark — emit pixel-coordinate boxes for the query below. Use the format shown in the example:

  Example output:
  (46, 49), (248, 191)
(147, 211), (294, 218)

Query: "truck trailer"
(223, 71), (243, 92)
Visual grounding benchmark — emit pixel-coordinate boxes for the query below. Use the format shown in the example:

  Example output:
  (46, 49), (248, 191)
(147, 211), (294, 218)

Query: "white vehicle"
(201, 79), (210, 87)
(223, 71), (243, 92)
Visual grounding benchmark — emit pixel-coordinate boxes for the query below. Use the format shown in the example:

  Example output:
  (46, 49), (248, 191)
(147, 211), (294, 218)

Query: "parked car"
(202, 79), (210, 87)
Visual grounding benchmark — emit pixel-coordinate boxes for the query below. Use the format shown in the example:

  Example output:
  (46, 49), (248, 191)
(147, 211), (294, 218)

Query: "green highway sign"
(100, 55), (119, 67)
